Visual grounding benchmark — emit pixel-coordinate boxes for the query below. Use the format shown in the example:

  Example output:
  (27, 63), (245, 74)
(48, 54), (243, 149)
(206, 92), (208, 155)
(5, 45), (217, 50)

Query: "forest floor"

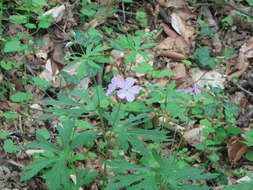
(0, 0), (253, 189)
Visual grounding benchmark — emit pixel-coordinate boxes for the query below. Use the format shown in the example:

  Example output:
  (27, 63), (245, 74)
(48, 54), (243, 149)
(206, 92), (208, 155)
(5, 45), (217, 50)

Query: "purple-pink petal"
(126, 94), (135, 102)
(117, 89), (127, 99)
(129, 85), (140, 94)
(106, 83), (116, 96)
(124, 77), (135, 88)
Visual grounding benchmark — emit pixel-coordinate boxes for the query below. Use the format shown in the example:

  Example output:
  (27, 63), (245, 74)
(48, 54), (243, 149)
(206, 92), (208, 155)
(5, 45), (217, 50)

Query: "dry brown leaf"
(43, 4), (65, 24)
(231, 92), (247, 106)
(174, 8), (197, 20)
(227, 39), (253, 80)
(39, 59), (58, 84)
(155, 35), (189, 60)
(52, 43), (66, 65)
(183, 125), (207, 146)
(162, 23), (178, 38)
(157, 50), (187, 60)
(171, 63), (186, 79)
(158, 0), (187, 8)
(35, 34), (54, 60)
(227, 137), (247, 163)
(171, 12), (195, 43)
(190, 68), (226, 89)
(78, 17), (106, 30)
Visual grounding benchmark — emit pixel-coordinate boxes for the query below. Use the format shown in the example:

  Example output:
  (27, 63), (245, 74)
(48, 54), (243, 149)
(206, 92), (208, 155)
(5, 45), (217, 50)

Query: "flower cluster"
(106, 77), (140, 102)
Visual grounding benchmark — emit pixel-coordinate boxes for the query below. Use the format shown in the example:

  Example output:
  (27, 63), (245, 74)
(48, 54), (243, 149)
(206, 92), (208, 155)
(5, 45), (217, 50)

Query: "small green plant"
(109, 34), (156, 65)
(0, 131), (22, 153)
(105, 150), (217, 190)
(21, 120), (98, 190)
(197, 19), (215, 37)
(135, 11), (148, 27)
(195, 46), (217, 69)
(64, 29), (110, 82)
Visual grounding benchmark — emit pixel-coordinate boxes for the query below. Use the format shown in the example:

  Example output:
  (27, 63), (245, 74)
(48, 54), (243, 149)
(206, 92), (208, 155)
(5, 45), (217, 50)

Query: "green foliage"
(106, 150), (217, 190)
(3, 139), (21, 153)
(4, 40), (26, 53)
(109, 34), (156, 65)
(105, 105), (169, 156)
(10, 92), (33, 102)
(244, 129), (253, 146)
(31, 77), (52, 89)
(3, 111), (17, 120)
(39, 86), (108, 120)
(197, 19), (215, 37)
(0, 131), (21, 153)
(21, 120), (98, 190)
(195, 47), (217, 69)
(65, 29), (109, 80)
(136, 11), (148, 27)
(0, 60), (20, 70)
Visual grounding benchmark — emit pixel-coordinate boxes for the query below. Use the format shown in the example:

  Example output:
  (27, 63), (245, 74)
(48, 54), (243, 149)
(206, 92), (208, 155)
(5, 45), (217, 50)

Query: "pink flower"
(177, 83), (201, 95)
(106, 77), (140, 102)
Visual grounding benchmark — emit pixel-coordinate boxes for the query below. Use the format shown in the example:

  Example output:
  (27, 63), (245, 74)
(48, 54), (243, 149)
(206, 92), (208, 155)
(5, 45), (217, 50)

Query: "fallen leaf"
(171, 12), (195, 43)
(157, 50), (187, 60)
(52, 43), (66, 65)
(183, 125), (207, 146)
(227, 39), (253, 80)
(227, 137), (247, 163)
(155, 36), (189, 60)
(43, 4), (65, 24)
(190, 68), (226, 89)
(158, 0), (187, 8)
(35, 34), (54, 60)
(39, 59), (59, 84)
(236, 176), (252, 183)
(171, 63), (186, 79)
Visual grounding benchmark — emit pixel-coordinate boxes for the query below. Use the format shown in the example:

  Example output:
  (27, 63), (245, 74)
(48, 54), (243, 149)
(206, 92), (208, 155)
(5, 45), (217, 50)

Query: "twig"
(121, 0), (126, 23)
(145, 0), (171, 24)
(234, 82), (253, 97)
(191, 2), (253, 18)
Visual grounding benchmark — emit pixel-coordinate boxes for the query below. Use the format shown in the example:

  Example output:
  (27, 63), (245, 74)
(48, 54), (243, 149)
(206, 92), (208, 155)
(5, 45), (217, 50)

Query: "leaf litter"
(1, 0), (253, 189)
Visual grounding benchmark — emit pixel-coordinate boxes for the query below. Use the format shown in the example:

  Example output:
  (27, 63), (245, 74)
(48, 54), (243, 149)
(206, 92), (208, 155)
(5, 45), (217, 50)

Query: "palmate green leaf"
(27, 134), (61, 154)
(76, 169), (98, 188)
(125, 102), (153, 113)
(106, 158), (158, 190)
(77, 59), (102, 78)
(42, 94), (83, 107)
(104, 104), (125, 127)
(152, 151), (217, 189)
(127, 177), (159, 190)
(41, 108), (87, 119)
(112, 113), (168, 155)
(107, 158), (144, 173)
(70, 130), (97, 150)
(105, 174), (145, 190)
(60, 71), (80, 84)
(56, 120), (75, 149)
(21, 158), (59, 181)
(43, 159), (72, 190)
